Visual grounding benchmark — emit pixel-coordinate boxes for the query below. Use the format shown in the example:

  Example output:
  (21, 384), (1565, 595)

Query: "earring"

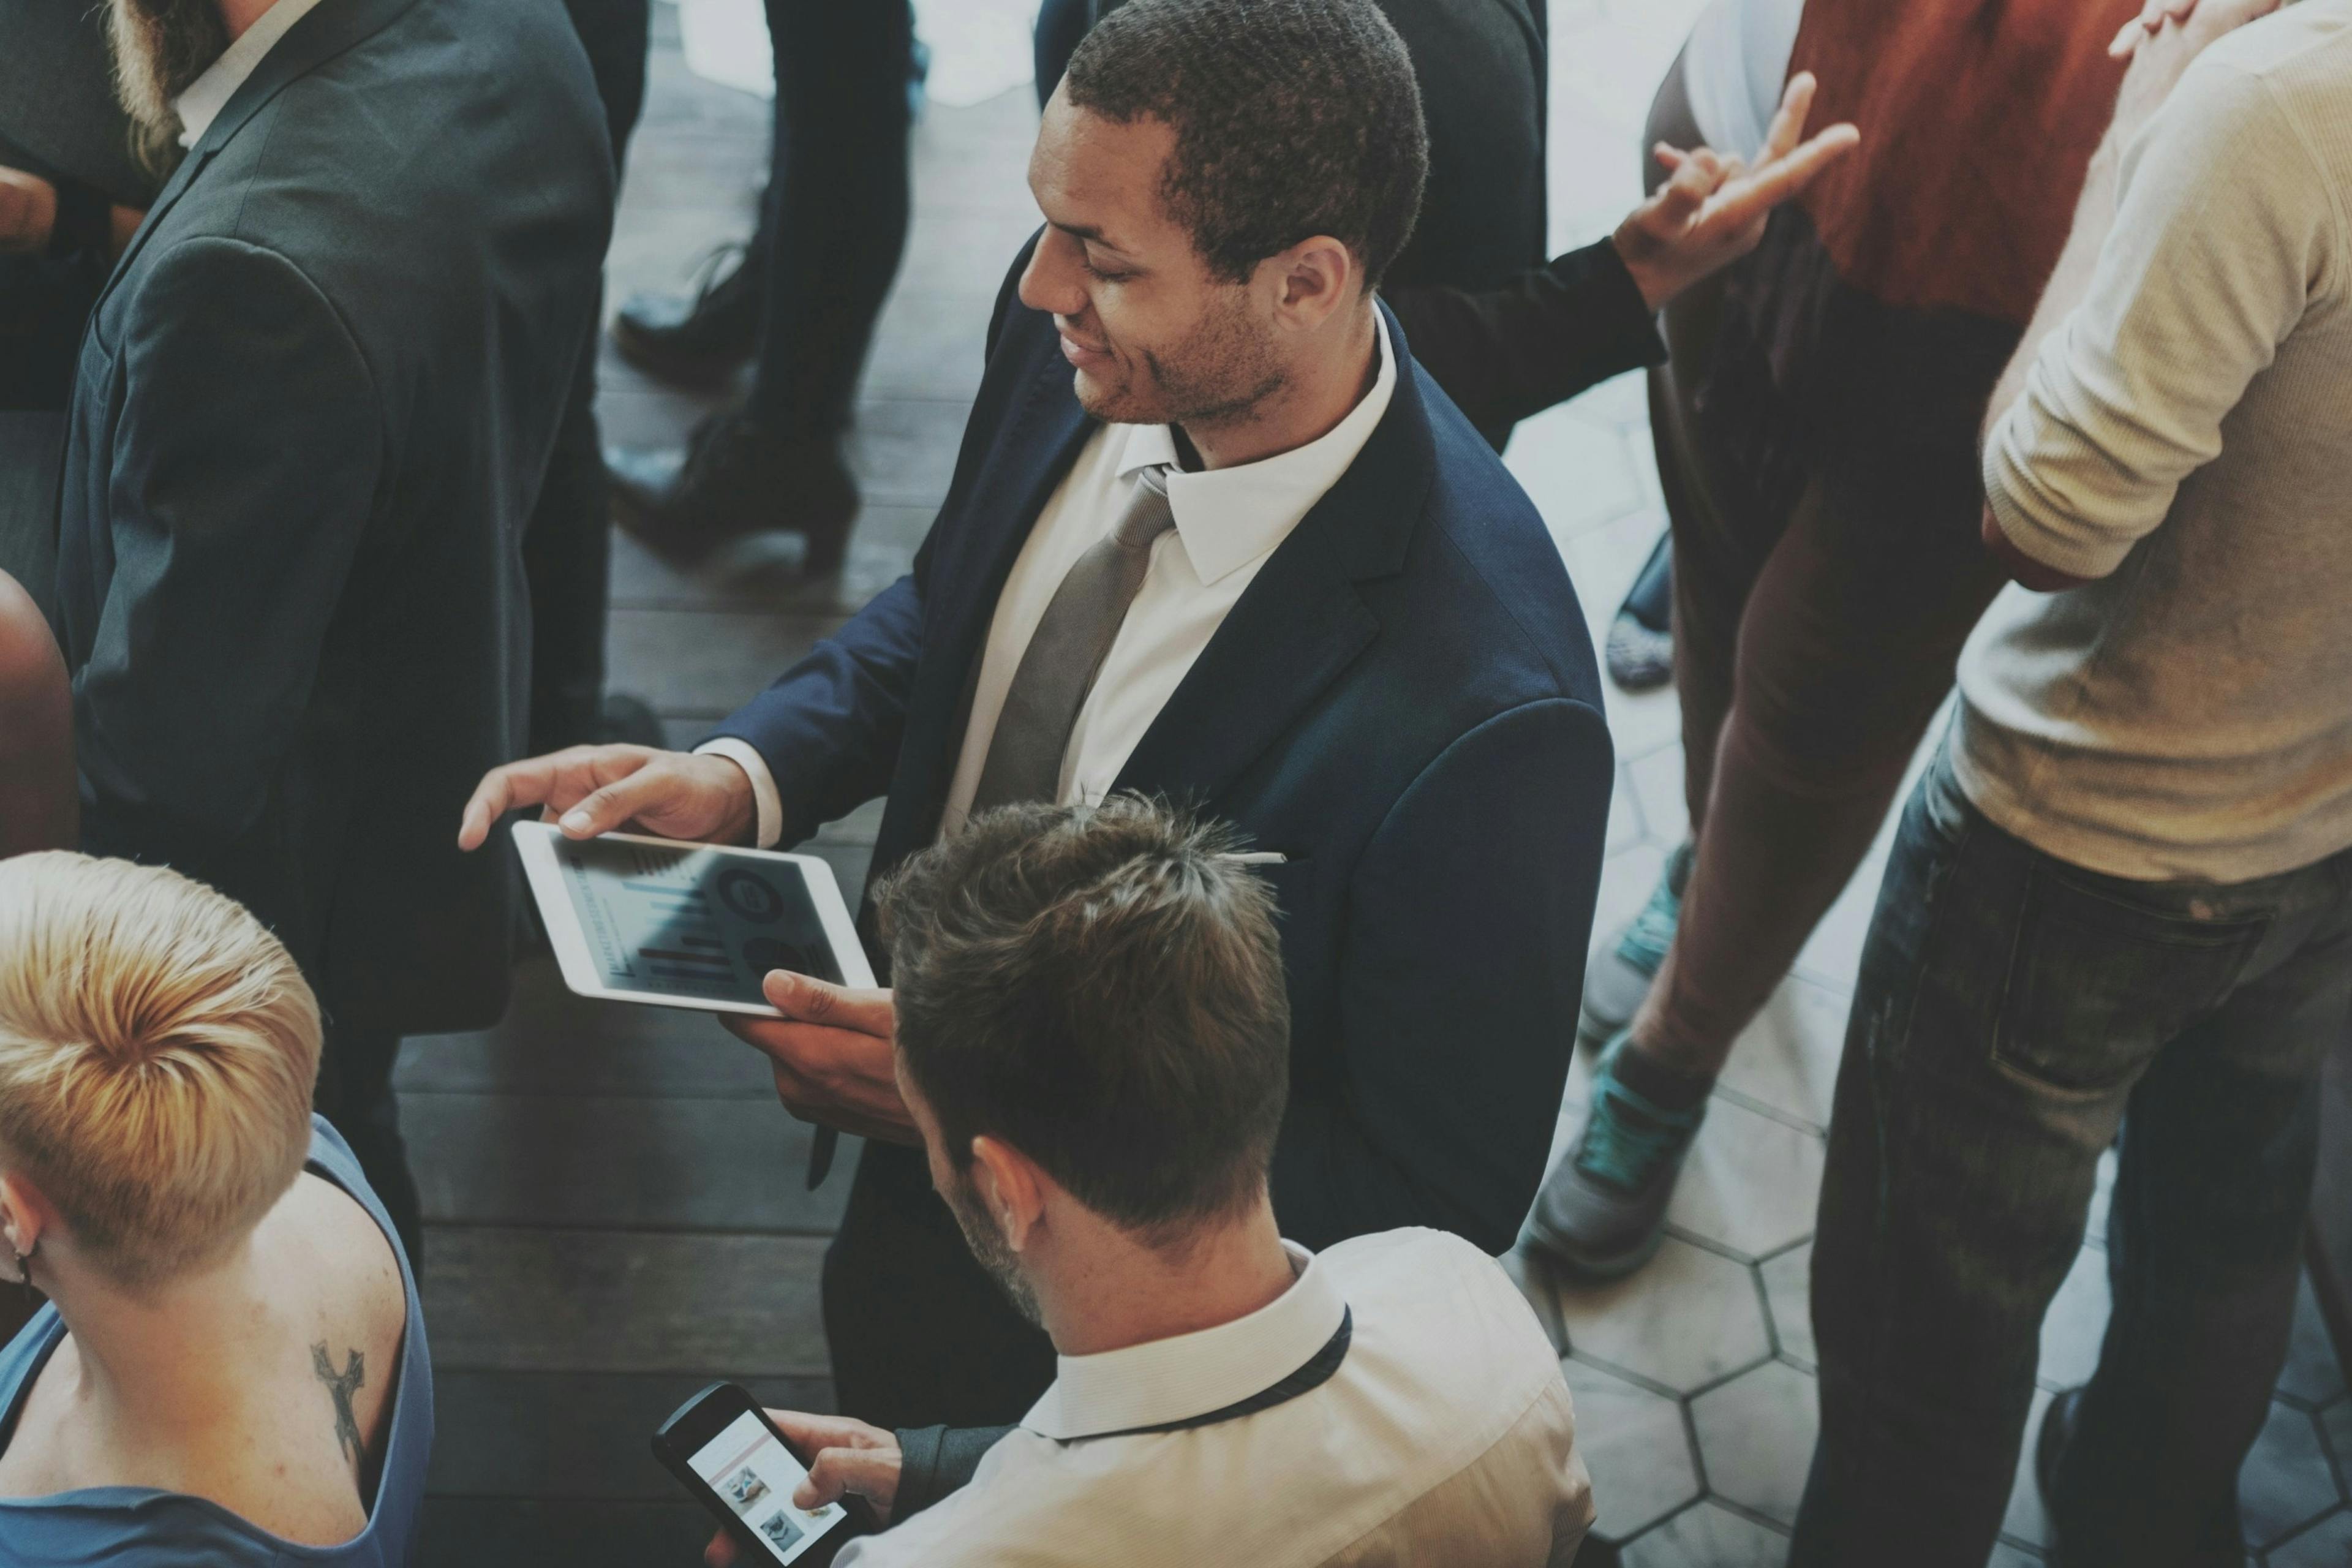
(9, 1237), (34, 1289)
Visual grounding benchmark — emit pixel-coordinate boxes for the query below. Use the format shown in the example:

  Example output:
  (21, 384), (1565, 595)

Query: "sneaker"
(1526, 1031), (1706, 1280)
(610, 240), (764, 390)
(1580, 840), (1692, 1050)
(606, 411), (859, 573)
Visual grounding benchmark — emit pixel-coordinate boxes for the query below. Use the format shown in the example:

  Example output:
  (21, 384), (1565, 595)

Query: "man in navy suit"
(467, 0), (1831, 1430)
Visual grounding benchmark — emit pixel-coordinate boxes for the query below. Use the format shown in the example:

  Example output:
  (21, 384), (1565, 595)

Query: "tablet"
(513, 821), (875, 1015)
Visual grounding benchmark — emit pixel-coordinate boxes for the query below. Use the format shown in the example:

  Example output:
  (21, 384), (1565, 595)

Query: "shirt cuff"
(693, 737), (782, 848)
(1574, 238), (1670, 374)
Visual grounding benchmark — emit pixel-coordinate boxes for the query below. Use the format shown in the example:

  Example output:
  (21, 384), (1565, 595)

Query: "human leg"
(2043, 857), (2351, 1565)
(1793, 758), (2180, 1565)
(527, 0), (652, 752)
(1634, 429), (2002, 1080)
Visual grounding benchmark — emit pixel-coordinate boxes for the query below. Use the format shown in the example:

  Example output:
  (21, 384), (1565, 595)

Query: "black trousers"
(745, 0), (914, 437)
(525, 0), (649, 752)
(824, 1141), (1057, 1430)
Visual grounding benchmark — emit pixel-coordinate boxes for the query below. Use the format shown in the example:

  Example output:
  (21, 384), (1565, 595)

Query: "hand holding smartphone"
(654, 1382), (884, 1566)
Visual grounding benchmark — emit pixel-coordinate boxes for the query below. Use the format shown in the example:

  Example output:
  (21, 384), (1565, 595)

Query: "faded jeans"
(1793, 747), (2351, 1567)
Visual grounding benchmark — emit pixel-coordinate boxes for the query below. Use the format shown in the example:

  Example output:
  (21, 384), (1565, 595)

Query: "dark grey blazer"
(55, 0), (613, 1035)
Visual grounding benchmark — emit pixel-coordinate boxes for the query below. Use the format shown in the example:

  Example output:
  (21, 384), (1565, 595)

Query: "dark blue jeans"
(1792, 750), (2352, 1568)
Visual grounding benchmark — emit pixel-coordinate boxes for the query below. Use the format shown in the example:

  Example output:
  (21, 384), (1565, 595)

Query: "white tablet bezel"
(512, 821), (876, 1016)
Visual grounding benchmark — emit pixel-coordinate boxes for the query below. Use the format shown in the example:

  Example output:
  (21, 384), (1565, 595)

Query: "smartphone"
(652, 1382), (873, 1566)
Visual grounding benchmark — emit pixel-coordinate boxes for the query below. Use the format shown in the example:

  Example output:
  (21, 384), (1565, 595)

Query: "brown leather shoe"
(607, 411), (859, 573)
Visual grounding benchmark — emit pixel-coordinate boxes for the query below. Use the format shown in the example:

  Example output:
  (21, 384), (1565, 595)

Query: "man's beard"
(1076, 287), (1287, 434)
(944, 1171), (1044, 1329)
(108, 0), (233, 143)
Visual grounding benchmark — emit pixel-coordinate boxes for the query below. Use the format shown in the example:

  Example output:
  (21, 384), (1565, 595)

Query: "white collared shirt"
(173, 0), (330, 148)
(703, 312), (1397, 848)
(839, 1229), (1594, 1568)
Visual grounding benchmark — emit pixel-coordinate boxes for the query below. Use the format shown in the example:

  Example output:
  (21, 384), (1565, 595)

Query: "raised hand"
(454, 744), (756, 850)
(1610, 72), (1859, 312)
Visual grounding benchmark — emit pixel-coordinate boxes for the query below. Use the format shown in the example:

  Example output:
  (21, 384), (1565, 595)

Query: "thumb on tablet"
(762, 970), (895, 1038)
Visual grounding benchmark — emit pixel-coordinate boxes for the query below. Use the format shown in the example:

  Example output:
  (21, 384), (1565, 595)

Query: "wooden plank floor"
(394, 12), (1031, 1558)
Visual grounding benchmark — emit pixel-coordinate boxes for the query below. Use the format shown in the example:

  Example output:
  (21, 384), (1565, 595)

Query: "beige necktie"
(968, 466), (1177, 814)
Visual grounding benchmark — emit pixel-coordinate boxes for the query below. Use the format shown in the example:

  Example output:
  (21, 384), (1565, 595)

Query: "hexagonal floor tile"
(1565, 1356), (1703, 1539)
(1759, 1243), (1813, 1371)
(1691, 1359), (1819, 1526)
(1553, 1235), (1772, 1394)
(2267, 1507), (2352, 1567)
(2037, 1246), (2111, 1393)
(1508, 402), (1644, 544)
(1665, 1096), (1826, 1263)
(2242, 1400), (2343, 1551)
(1627, 742), (1688, 850)
(1620, 1501), (1790, 1568)
(1715, 976), (1852, 1135)
(1499, 1245), (1567, 1354)
(2280, 1273), (2348, 1409)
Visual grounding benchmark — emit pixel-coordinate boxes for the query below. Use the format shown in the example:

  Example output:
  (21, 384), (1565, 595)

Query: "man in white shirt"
(464, 0), (1832, 1430)
(701, 797), (1594, 1568)
(1791, 2), (2352, 1562)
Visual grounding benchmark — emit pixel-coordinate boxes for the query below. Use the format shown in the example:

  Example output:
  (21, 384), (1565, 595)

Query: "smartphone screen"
(687, 1408), (850, 1564)
(554, 836), (843, 1005)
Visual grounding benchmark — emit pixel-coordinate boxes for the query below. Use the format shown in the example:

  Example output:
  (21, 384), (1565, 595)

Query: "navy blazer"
(55, 0), (611, 1036)
(710, 251), (1613, 1253)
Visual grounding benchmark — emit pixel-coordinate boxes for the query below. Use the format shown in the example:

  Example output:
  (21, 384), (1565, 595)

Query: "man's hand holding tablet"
(459, 744), (917, 1143)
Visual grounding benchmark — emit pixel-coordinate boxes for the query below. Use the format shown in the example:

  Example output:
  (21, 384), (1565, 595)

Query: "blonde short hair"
(0, 853), (320, 1286)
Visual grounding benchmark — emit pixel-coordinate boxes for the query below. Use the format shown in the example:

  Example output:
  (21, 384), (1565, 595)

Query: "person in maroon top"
(1529, 0), (2149, 1278)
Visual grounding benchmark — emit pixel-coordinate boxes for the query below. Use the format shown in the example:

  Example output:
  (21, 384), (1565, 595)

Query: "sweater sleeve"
(1983, 61), (2331, 581)
(891, 1425), (1016, 1523)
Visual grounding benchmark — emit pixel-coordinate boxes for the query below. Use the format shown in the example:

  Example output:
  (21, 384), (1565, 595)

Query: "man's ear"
(968, 1135), (1047, 1251)
(1264, 235), (1359, 331)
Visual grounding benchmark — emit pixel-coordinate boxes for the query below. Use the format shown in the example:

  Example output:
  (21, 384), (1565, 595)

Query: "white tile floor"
(1506, 2), (2352, 1561)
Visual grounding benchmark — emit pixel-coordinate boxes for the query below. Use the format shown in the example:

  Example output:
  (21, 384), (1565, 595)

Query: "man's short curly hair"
(1063, 0), (1428, 290)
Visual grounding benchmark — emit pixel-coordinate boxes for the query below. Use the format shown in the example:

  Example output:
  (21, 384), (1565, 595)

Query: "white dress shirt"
(703, 313), (1398, 848)
(173, 0), (330, 148)
(839, 1228), (1594, 1568)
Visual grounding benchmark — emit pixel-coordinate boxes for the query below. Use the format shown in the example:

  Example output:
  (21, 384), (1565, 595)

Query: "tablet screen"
(553, 837), (843, 1005)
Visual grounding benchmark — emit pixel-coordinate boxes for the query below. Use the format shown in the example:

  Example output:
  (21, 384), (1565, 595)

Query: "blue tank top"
(0, 1115), (433, 1564)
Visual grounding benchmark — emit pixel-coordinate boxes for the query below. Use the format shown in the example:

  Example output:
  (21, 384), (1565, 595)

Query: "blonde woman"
(0, 853), (428, 1562)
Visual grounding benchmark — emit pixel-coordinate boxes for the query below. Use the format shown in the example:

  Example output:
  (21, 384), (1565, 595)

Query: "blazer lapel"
(97, 0), (429, 311)
(1115, 304), (1436, 810)
(894, 349), (1098, 839)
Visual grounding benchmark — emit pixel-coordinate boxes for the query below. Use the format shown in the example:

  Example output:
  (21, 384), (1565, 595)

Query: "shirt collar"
(1021, 1240), (1349, 1442)
(175, 0), (331, 148)
(1112, 309), (1397, 587)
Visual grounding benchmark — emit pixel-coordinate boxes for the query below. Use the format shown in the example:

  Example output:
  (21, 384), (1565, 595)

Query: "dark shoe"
(1607, 532), (1673, 692)
(1580, 840), (1693, 1049)
(1526, 1030), (1707, 1281)
(610, 241), (763, 389)
(1606, 612), (1672, 691)
(608, 411), (859, 572)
